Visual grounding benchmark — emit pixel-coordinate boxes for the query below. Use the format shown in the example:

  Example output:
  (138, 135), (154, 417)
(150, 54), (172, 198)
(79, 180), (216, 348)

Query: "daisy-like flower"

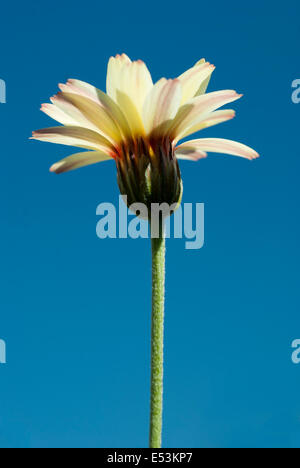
(32, 54), (259, 449)
(32, 54), (258, 211)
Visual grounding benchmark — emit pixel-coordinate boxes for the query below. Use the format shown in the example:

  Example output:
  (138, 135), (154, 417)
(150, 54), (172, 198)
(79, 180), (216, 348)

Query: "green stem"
(149, 222), (166, 448)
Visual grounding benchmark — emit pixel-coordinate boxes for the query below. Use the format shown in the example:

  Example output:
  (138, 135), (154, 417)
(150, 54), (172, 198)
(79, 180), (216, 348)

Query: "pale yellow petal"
(178, 61), (215, 104)
(122, 60), (153, 115)
(50, 94), (101, 134)
(41, 103), (78, 126)
(115, 88), (145, 136)
(107, 54), (153, 110)
(106, 54), (132, 101)
(195, 59), (206, 66)
(55, 92), (122, 144)
(106, 55), (153, 135)
(59, 79), (132, 140)
(50, 151), (113, 174)
(108, 59), (145, 134)
(194, 59), (212, 95)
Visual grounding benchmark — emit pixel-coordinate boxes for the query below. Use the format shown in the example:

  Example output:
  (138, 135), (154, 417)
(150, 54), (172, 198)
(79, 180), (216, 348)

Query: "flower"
(32, 54), (258, 211)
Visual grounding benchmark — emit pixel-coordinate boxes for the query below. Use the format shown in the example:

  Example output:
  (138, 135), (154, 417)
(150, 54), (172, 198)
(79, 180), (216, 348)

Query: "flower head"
(32, 54), (258, 213)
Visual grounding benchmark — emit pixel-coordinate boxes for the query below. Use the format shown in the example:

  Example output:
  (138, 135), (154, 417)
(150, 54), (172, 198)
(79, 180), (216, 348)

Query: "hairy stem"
(149, 223), (166, 448)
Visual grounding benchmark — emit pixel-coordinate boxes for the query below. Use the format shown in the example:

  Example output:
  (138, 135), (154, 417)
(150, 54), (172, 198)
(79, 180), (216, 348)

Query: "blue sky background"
(0, 0), (300, 448)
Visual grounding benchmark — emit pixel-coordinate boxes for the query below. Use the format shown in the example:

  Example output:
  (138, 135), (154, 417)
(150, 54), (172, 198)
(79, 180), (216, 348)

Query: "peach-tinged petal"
(178, 109), (236, 139)
(176, 138), (259, 160)
(171, 90), (242, 139)
(143, 79), (182, 136)
(31, 126), (114, 152)
(50, 151), (113, 174)
(178, 61), (215, 104)
(142, 78), (167, 133)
